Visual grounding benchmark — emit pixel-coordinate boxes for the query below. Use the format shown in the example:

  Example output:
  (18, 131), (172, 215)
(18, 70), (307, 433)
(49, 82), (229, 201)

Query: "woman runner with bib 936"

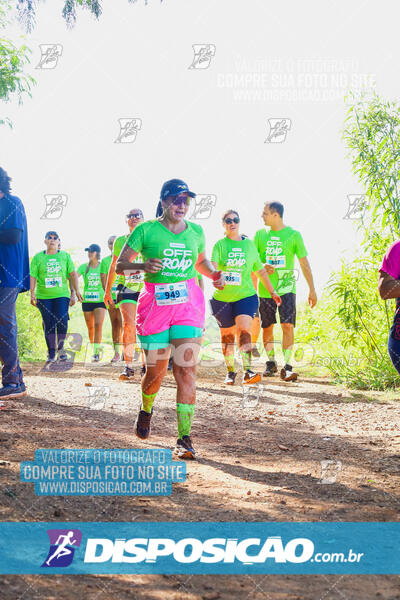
(210, 210), (281, 385)
(116, 178), (224, 459)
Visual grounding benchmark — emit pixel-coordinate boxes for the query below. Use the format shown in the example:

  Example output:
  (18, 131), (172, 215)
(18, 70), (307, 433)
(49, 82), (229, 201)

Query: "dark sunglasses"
(127, 213), (143, 219)
(224, 217), (240, 224)
(170, 195), (190, 206)
(46, 235), (59, 240)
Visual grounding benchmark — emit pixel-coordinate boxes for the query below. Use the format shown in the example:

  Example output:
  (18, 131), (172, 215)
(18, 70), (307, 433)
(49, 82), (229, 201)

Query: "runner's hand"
(212, 270), (225, 290)
(76, 292), (83, 303)
(272, 291), (281, 306)
(69, 294), (76, 307)
(264, 264), (275, 274)
(103, 290), (114, 308)
(308, 289), (317, 308)
(144, 258), (163, 273)
(30, 294), (37, 307)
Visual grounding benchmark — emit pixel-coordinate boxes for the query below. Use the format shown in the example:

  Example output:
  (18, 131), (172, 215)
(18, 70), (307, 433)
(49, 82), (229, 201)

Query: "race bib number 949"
(155, 282), (189, 306)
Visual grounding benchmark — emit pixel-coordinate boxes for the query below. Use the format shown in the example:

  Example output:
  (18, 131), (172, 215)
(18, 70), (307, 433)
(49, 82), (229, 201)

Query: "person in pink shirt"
(378, 240), (400, 373)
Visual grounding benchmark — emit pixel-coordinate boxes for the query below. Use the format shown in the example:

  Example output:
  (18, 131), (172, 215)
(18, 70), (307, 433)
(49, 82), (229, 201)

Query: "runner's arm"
(68, 271), (83, 302)
(378, 270), (400, 299)
(30, 275), (37, 306)
(68, 278), (76, 307)
(255, 268), (281, 305)
(115, 245), (142, 274)
(298, 256), (317, 308)
(116, 244), (161, 274)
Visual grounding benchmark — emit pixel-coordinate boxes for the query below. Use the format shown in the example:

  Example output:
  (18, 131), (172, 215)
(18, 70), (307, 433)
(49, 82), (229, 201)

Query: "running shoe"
(91, 354), (100, 363)
(57, 350), (68, 362)
(243, 369), (262, 385)
(0, 383), (27, 399)
(167, 357), (173, 371)
(43, 357), (57, 370)
(110, 353), (121, 364)
(251, 346), (260, 358)
(141, 365), (146, 376)
(135, 409), (153, 439)
(263, 360), (278, 377)
(173, 436), (196, 460)
(119, 366), (135, 381)
(280, 364), (298, 382)
(224, 371), (237, 385)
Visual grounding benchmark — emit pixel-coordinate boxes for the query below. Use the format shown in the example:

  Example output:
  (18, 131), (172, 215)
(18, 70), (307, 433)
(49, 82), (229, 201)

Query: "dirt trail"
(0, 362), (399, 599)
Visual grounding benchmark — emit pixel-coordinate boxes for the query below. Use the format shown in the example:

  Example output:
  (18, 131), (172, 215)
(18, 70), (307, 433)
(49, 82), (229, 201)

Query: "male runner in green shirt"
(254, 201), (317, 381)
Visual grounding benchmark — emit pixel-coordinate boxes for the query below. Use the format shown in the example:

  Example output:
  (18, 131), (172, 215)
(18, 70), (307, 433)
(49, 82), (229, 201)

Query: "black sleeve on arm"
(0, 228), (22, 245)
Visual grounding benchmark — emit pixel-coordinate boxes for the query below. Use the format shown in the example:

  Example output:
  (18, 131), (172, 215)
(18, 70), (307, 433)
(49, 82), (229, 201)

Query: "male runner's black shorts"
(116, 284), (140, 305)
(210, 294), (258, 328)
(259, 292), (296, 327)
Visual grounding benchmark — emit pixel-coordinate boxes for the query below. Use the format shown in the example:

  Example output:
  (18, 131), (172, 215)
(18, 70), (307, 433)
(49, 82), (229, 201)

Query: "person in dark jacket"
(0, 167), (29, 398)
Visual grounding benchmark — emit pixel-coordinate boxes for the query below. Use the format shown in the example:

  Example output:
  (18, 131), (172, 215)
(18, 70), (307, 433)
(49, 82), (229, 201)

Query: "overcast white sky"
(2, 0), (399, 300)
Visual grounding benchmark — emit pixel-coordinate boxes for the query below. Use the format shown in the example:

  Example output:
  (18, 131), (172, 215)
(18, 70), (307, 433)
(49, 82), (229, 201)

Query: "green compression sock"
(141, 391), (157, 414)
(93, 343), (101, 355)
(176, 403), (195, 438)
(283, 347), (293, 365)
(240, 350), (251, 371)
(266, 348), (275, 359)
(224, 354), (235, 373)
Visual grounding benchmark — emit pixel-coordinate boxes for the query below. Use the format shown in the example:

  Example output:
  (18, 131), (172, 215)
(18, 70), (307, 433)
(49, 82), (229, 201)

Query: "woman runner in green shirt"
(210, 210), (281, 385)
(77, 243), (107, 362)
(116, 178), (224, 460)
(30, 231), (82, 367)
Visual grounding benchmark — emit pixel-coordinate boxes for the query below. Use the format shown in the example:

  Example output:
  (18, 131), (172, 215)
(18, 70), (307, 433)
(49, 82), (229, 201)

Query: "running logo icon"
(42, 529), (82, 568)
(114, 118), (142, 143)
(40, 194), (68, 220)
(87, 386), (110, 410)
(265, 118), (291, 143)
(36, 44), (63, 69)
(188, 44), (216, 69)
(344, 195), (368, 220)
(188, 194), (216, 220)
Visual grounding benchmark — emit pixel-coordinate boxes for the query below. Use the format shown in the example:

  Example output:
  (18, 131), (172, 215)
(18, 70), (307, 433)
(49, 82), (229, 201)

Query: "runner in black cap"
(77, 244), (107, 362)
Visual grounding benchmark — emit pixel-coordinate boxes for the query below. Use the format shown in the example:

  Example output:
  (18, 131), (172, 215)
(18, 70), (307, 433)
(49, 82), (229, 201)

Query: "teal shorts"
(138, 325), (203, 350)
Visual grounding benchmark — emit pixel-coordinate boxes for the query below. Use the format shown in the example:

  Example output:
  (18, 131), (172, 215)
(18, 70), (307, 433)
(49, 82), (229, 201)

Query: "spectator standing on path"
(0, 167), (29, 399)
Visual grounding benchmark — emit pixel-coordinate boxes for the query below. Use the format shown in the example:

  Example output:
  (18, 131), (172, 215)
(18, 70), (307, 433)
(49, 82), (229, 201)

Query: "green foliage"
(302, 92), (400, 390)
(16, 0), (157, 30)
(16, 292), (47, 361)
(0, 1), (35, 126)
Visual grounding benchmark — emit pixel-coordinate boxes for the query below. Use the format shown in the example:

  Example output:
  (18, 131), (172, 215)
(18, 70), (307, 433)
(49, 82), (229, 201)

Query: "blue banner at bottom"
(0, 522), (398, 574)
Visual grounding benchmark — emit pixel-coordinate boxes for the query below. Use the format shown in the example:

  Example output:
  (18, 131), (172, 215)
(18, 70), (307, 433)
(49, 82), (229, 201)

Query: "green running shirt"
(30, 251), (75, 300)
(77, 262), (105, 303)
(126, 220), (206, 284)
(113, 234), (144, 292)
(253, 226), (307, 298)
(211, 237), (263, 302)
